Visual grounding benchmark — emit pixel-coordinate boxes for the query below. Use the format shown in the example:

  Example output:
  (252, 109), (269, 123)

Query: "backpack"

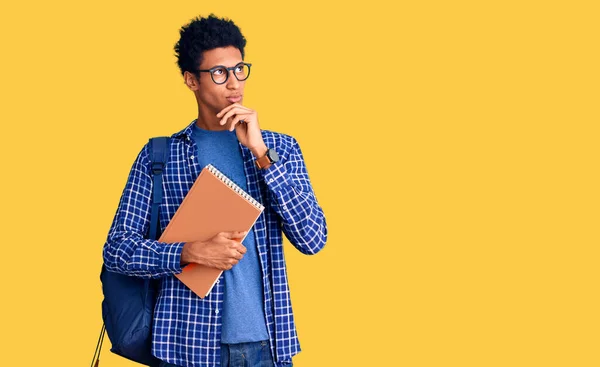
(92, 137), (171, 367)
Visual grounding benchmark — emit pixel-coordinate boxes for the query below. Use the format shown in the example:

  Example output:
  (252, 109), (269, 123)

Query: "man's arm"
(102, 143), (186, 279)
(214, 103), (327, 254)
(258, 137), (328, 255)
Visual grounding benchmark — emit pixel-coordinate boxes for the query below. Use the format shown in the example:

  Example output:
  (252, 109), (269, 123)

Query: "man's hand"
(181, 231), (248, 270)
(216, 103), (267, 157)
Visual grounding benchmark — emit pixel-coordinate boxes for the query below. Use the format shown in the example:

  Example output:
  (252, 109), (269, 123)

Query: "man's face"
(192, 46), (246, 114)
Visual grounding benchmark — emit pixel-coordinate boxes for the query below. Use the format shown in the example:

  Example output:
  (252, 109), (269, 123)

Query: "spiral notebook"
(158, 164), (264, 298)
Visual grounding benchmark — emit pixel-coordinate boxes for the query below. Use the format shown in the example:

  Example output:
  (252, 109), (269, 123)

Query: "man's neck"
(196, 106), (228, 131)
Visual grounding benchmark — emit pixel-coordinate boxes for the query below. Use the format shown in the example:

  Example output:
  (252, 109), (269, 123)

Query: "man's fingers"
(220, 108), (245, 126)
(233, 242), (247, 255)
(222, 263), (233, 271)
(231, 250), (244, 260)
(216, 104), (237, 118)
(229, 115), (250, 131)
(220, 231), (248, 239)
(217, 103), (252, 118)
(219, 107), (254, 126)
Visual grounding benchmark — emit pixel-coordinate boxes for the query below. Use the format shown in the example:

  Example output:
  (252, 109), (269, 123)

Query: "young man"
(102, 14), (327, 367)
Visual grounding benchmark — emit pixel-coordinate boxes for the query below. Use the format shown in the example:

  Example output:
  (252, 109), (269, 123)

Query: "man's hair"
(174, 14), (247, 76)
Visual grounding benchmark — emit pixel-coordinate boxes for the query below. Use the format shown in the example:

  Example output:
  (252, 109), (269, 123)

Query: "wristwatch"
(255, 148), (279, 170)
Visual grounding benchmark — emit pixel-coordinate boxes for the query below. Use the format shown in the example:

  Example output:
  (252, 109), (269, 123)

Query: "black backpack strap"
(148, 137), (171, 240)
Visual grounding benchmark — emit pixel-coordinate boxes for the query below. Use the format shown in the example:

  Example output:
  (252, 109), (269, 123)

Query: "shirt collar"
(171, 119), (198, 140)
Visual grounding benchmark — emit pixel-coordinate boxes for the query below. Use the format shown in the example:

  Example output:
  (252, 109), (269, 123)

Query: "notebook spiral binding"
(206, 164), (265, 211)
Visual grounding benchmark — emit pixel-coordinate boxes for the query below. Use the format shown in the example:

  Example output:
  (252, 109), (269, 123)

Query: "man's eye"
(235, 66), (244, 73)
(213, 69), (225, 75)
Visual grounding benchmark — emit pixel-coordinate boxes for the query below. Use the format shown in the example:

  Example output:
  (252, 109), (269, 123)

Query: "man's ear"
(184, 71), (199, 91)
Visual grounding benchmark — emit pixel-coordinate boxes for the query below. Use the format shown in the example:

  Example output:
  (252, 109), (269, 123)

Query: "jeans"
(158, 340), (286, 367)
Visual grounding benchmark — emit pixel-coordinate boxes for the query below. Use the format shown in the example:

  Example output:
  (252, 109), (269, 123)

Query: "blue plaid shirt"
(102, 120), (327, 367)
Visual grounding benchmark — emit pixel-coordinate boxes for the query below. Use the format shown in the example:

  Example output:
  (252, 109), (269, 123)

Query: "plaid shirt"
(102, 120), (327, 367)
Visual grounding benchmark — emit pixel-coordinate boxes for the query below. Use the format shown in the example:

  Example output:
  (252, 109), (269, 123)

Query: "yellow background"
(0, 1), (598, 366)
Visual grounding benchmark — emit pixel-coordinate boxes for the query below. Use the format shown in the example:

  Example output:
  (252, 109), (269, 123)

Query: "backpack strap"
(92, 137), (171, 367)
(91, 323), (105, 367)
(148, 137), (171, 240)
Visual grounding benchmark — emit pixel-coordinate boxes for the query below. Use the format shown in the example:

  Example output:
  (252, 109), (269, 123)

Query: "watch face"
(267, 148), (279, 163)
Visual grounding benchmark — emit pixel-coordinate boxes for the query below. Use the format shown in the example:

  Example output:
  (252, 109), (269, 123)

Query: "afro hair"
(174, 14), (247, 76)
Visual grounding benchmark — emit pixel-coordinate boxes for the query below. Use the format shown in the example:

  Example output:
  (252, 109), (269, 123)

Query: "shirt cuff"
(158, 241), (186, 274)
(260, 162), (292, 193)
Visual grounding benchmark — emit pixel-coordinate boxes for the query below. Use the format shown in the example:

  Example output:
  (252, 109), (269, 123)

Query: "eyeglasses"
(196, 62), (252, 85)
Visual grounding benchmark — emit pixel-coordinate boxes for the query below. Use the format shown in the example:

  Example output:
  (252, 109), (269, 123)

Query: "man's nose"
(226, 70), (240, 88)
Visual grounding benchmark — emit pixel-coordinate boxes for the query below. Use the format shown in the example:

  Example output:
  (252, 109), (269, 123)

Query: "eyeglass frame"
(196, 62), (252, 85)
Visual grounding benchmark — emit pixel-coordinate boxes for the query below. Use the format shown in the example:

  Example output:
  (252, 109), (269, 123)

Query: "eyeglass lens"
(212, 64), (250, 84)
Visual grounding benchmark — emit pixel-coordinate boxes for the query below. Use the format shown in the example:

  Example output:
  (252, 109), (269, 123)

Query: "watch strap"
(255, 152), (272, 170)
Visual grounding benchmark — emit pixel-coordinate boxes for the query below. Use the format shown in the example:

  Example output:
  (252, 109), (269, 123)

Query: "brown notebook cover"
(158, 164), (264, 298)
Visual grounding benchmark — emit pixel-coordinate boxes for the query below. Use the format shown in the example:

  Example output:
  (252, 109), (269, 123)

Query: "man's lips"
(226, 95), (242, 103)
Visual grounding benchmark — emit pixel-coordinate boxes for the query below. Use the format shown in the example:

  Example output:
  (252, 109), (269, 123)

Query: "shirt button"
(268, 178), (274, 183)
(190, 156), (194, 159)
(215, 310), (219, 315)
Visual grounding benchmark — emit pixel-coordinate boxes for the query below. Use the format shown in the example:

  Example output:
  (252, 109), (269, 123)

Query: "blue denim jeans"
(158, 340), (286, 367)
(220, 340), (275, 367)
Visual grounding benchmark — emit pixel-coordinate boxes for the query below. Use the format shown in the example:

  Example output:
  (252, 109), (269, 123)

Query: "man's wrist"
(181, 241), (202, 265)
(250, 143), (268, 159)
